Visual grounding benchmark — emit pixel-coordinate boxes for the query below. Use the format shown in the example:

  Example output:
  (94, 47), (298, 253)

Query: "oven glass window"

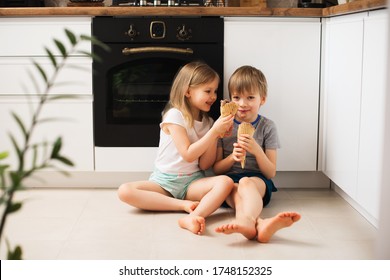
(107, 57), (185, 124)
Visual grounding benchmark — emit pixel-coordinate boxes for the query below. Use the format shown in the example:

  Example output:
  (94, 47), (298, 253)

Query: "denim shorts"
(149, 169), (205, 199)
(226, 172), (278, 207)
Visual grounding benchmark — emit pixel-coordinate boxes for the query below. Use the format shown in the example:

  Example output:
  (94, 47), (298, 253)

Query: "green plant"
(0, 29), (109, 259)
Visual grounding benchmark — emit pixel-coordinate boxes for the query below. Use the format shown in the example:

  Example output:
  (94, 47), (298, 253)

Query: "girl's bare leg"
(118, 181), (199, 213)
(215, 177), (265, 240)
(256, 212), (301, 243)
(179, 175), (234, 235)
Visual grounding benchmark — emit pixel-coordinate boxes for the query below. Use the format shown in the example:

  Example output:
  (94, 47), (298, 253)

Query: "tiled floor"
(0, 188), (377, 260)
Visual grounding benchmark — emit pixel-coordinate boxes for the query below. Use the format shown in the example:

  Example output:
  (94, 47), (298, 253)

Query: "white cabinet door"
(0, 57), (92, 95)
(0, 17), (91, 56)
(0, 16), (94, 173)
(224, 17), (321, 171)
(322, 13), (365, 198)
(322, 10), (388, 223)
(356, 9), (388, 220)
(0, 96), (94, 171)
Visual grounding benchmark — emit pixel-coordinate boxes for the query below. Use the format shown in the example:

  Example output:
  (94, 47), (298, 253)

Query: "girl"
(118, 61), (235, 235)
(213, 65), (301, 242)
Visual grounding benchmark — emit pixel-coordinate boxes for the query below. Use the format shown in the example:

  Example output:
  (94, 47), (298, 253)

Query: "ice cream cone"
(237, 122), (255, 169)
(219, 100), (238, 137)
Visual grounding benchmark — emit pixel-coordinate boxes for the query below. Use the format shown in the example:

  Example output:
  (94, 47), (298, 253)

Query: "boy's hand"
(232, 142), (246, 162)
(237, 134), (261, 156)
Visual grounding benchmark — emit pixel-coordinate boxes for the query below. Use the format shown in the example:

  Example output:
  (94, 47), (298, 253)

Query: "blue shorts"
(226, 172), (278, 207)
(149, 169), (205, 199)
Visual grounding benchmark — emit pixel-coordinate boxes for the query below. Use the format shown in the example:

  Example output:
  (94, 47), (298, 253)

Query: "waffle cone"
(237, 122), (255, 169)
(220, 100), (238, 117)
(219, 100), (238, 137)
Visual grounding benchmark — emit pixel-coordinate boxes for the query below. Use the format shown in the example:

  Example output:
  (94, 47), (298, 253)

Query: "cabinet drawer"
(0, 57), (92, 95)
(0, 95), (94, 171)
(0, 17), (91, 56)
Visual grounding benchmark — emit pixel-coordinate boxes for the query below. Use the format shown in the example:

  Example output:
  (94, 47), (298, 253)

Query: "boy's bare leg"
(256, 212), (301, 243)
(215, 177), (265, 240)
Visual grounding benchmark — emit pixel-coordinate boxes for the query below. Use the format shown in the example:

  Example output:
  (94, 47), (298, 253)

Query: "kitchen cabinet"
(0, 17), (94, 171)
(321, 9), (388, 225)
(0, 96), (94, 171)
(224, 17), (321, 171)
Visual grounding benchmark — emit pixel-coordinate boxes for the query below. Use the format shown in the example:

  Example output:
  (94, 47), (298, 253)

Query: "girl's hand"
(212, 114), (234, 137)
(232, 142), (246, 162)
(237, 134), (261, 156)
(223, 123), (234, 137)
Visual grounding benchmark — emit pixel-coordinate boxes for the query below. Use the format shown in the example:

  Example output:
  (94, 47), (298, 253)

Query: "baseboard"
(22, 170), (330, 189)
(273, 171), (330, 188)
(331, 181), (379, 228)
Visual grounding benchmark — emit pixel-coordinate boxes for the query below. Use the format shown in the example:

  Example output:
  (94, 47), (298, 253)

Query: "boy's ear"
(260, 96), (266, 105)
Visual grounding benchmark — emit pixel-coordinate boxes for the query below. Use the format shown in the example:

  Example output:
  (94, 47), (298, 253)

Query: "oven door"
(93, 43), (223, 147)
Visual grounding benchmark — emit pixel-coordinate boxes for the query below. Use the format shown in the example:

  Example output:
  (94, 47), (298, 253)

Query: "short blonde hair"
(228, 65), (267, 98)
(163, 61), (219, 127)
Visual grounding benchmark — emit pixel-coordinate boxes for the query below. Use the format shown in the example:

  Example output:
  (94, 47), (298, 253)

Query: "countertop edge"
(0, 0), (387, 18)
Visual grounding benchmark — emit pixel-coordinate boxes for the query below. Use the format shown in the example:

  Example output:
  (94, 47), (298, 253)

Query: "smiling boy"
(213, 65), (301, 242)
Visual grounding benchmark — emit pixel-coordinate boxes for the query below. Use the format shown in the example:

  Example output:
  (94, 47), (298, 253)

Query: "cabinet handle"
(122, 47), (194, 55)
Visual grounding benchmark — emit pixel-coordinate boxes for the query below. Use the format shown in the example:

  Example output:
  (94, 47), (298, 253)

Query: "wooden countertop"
(0, 0), (386, 17)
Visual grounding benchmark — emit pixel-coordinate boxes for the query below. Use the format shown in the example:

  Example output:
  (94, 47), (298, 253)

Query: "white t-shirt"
(154, 108), (213, 174)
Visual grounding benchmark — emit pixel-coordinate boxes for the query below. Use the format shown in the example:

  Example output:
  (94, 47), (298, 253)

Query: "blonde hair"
(163, 61), (219, 127)
(228, 65), (267, 98)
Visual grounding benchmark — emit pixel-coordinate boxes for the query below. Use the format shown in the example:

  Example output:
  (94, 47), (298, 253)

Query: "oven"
(92, 16), (224, 148)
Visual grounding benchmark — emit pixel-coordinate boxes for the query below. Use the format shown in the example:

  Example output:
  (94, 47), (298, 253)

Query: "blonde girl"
(118, 61), (234, 235)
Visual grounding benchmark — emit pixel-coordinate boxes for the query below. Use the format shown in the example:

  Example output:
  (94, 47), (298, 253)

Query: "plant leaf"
(51, 137), (62, 159)
(46, 94), (79, 102)
(0, 151), (9, 160)
(35, 117), (60, 124)
(76, 50), (102, 63)
(11, 112), (28, 140)
(80, 34), (111, 52)
(54, 39), (67, 57)
(32, 144), (38, 169)
(8, 134), (22, 160)
(7, 202), (22, 214)
(45, 47), (57, 68)
(7, 245), (23, 260)
(55, 155), (74, 167)
(65, 29), (77, 46)
(26, 69), (42, 94)
(0, 163), (10, 172)
(10, 171), (23, 188)
(33, 61), (48, 83)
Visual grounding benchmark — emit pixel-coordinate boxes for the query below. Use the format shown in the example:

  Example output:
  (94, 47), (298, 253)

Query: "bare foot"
(215, 217), (257, 240)
(178, 215), (205, 235)
(182, 201), (199, 214)
(256, 212), (301, 243)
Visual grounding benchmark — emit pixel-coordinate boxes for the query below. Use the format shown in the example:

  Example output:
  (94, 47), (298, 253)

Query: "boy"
(213, 65), (301, 242)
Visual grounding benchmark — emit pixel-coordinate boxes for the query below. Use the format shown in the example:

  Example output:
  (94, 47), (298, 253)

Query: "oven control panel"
(125, 21), (193, 41)
(94, 17), (222, 44)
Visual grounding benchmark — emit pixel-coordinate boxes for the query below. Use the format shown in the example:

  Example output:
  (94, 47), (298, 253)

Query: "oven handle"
(122, 47), (194, 55)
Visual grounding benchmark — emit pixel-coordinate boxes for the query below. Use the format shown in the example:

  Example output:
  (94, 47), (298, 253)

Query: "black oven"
(92, 16), (224, 147)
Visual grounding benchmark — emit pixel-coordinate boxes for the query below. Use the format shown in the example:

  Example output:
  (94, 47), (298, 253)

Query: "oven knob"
(176, 24), (192, 41)
(126, 24), (138, 40)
